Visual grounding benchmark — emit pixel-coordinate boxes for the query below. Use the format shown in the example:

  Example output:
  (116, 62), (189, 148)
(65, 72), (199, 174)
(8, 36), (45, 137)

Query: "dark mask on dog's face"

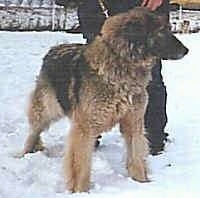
(101, 7), (188, 60)
(147, 26), (189, 60)
(122, 10), (189, 60)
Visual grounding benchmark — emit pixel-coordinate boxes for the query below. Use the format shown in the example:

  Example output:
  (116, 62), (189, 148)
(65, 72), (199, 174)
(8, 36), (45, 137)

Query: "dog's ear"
(121, 20), (147, 44)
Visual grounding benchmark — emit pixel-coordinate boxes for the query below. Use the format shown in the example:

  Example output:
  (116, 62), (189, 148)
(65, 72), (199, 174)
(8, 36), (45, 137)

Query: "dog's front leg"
(64, 120), (95, 193)
(120, 106), (149, 182)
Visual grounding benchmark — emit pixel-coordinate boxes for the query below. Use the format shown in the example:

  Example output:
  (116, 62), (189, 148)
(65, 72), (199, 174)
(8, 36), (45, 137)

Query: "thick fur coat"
(22, 7), (188, 192)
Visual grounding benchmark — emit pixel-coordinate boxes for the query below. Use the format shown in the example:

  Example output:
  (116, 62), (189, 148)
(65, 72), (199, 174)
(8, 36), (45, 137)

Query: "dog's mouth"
(162, 47), (189, 60)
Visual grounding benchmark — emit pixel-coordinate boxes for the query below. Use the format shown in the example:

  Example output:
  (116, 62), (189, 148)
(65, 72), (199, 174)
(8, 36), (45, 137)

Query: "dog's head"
(100, 7), (188, 60)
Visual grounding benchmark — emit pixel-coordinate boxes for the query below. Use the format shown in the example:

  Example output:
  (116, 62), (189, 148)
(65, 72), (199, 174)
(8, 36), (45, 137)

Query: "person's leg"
(145, 60), (168, 155)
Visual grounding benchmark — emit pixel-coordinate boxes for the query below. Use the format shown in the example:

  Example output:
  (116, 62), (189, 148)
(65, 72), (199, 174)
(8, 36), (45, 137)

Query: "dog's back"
(40, 44), (88, 114)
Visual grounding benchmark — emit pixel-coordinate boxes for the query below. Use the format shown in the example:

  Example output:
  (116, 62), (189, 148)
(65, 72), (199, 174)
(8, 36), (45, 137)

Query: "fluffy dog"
(22, 7), (188, 192)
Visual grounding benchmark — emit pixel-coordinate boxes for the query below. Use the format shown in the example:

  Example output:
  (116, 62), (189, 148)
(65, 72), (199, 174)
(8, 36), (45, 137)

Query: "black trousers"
(145, 60), (168, 155)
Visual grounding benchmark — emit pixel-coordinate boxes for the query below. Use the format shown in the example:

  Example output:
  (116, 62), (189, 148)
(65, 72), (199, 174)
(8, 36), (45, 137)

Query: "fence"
(1, 1), (200, 33)
(0, 0), (78, 31)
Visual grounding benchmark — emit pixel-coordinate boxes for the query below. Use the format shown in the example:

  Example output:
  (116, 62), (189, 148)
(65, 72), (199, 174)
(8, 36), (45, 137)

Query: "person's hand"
(141, 0), (163, 11)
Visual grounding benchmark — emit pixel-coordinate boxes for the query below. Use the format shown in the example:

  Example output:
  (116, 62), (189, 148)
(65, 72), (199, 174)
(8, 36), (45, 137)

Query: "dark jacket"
(77, 0), (169, 42)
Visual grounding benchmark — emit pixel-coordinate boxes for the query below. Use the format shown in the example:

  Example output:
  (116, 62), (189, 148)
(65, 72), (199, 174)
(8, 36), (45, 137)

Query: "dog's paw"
(13, 151), (26, 158)
(34, 139), (45, 152)
(67, 179), (90, 193)
(127, 160), (149, 183)
(13, 141), (46, 159)
(66, 172), (90, 193)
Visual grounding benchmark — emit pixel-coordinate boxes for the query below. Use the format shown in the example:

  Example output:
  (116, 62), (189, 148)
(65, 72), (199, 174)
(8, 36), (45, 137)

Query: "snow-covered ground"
(0, 31), (200, 198)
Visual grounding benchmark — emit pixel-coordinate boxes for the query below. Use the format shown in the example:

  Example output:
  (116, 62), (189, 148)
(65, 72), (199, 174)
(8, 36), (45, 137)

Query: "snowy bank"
(0, 32), (200, 198)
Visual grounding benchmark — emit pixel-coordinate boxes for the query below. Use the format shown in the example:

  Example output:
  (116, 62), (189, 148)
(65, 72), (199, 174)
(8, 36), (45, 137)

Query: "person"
(77, 0), (169, 43)
(57, 0), (170, 155)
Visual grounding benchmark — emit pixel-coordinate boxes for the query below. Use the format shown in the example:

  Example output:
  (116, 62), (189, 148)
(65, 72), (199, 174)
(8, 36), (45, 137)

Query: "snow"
(0, 31), (200, 198)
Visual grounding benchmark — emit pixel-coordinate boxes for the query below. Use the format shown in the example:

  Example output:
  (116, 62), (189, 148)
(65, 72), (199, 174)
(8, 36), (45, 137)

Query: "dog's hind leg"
(120, 105), (149, 182)
(22, 82), (64, 155)
(63, 112), (95, 192)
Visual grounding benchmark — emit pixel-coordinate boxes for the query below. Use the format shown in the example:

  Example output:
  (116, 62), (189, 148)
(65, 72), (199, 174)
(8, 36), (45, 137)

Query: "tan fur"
(21, 8), (188, 192)
(23, 76), (64, 154)
(23, 10), (154, 192)
(63, 113), (95, 192)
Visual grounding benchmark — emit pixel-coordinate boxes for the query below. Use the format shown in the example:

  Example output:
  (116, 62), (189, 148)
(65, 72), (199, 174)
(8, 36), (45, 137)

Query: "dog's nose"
(179, 47), (189, 59)
(176, 46), (189, 60)
(184, 47), (189, 56)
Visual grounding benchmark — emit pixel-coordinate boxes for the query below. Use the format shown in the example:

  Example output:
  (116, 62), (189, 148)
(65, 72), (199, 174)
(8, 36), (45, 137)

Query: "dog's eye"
(152, 26), (167, 36)
(156, 24), (170, 32)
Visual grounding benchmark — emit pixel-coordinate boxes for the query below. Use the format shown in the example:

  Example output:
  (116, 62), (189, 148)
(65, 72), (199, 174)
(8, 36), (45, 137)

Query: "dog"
(21, 7), (188, 192)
